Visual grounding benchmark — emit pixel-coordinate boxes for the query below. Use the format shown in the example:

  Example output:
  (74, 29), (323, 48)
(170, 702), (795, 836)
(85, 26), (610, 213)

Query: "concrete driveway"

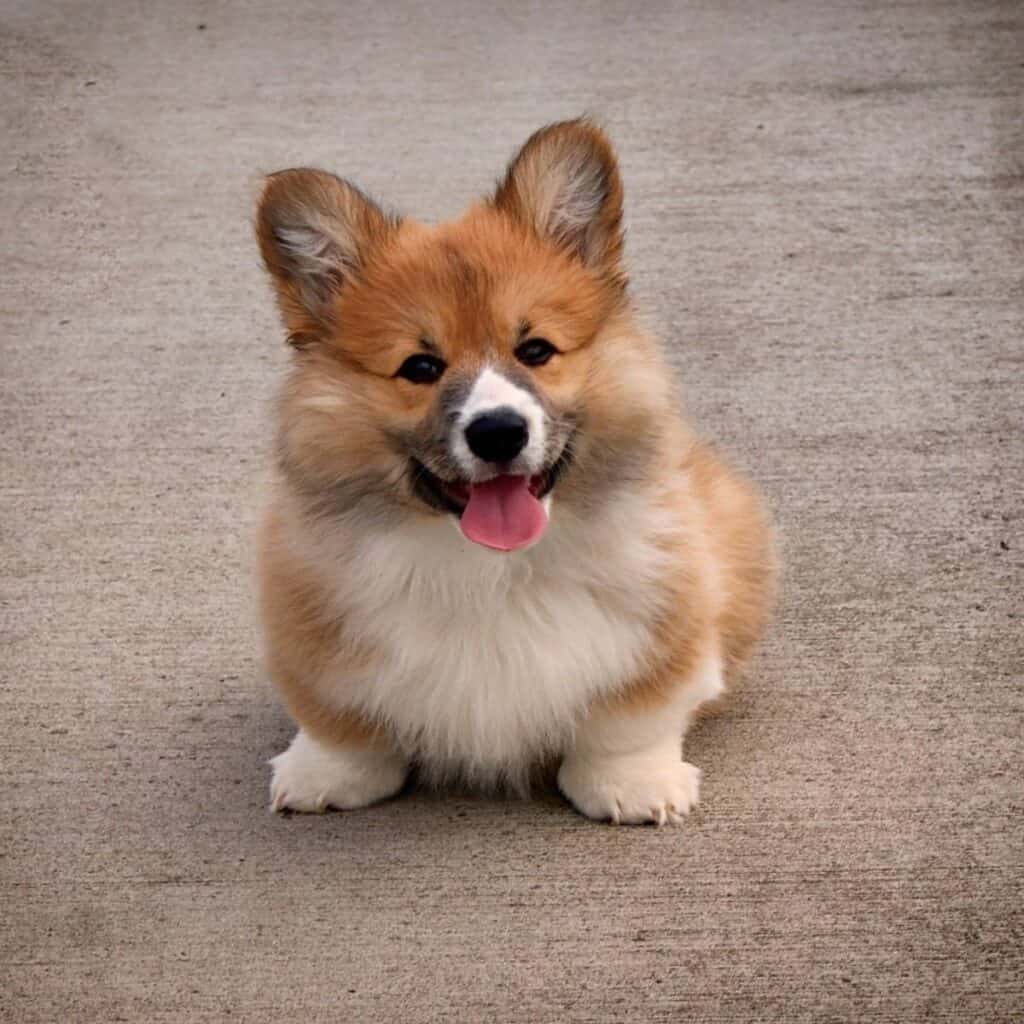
(2, 2), (1021, 1021)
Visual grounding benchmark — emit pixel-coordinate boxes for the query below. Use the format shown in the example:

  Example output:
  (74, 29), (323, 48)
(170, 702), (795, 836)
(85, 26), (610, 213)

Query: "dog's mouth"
(410, 444), (573, 552)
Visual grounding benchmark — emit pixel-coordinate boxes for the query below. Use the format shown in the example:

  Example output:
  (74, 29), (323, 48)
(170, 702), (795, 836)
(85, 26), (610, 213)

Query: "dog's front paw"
(269, 730), (407, 813)
(557, 749), (701, 826)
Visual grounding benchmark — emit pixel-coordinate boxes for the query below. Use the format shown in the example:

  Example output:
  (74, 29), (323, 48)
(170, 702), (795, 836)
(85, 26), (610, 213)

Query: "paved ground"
(2, 2), (1021, 1021)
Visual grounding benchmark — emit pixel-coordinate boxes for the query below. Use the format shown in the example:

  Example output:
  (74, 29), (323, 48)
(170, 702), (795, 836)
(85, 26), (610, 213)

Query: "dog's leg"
(558, 648), (724, 826)
(269, 729), (407, 814)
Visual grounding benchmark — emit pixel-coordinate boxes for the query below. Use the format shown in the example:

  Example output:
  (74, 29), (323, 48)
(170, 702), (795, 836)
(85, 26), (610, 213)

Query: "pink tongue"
(459, 475), (548, 551)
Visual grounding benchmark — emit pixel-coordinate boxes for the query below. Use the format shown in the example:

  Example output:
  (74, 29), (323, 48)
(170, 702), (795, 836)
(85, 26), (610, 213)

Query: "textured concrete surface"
(2, 2), (1022, 1021)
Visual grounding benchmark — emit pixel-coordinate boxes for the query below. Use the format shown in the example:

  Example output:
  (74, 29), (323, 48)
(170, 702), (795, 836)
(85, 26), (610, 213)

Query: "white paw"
(557, 748), (701, 826)
(269, 730), (407, 813)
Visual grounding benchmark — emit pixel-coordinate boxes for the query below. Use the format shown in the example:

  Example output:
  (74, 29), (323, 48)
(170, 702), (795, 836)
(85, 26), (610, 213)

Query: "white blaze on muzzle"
(451, 367), (547, 477)
(447, 366), (552, 552)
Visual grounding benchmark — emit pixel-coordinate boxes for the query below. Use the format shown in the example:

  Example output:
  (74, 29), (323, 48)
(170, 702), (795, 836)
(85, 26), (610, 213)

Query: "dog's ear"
(492, 118), (625, 284)
(256, 169), (399, 345)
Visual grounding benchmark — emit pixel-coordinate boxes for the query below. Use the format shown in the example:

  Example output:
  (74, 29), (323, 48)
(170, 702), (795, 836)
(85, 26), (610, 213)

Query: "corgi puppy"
(255, 119), (775, 825)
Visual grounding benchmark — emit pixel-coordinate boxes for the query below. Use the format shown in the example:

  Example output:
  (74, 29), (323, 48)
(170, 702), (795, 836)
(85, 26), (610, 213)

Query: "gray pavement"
(2, 2), (1021, 1021)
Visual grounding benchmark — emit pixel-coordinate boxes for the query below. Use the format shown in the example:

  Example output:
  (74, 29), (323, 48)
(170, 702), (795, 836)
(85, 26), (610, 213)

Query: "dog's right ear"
(256, 169), (399, 346)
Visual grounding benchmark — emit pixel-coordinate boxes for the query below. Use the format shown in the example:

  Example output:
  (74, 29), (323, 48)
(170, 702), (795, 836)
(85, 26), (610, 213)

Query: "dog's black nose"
(465, 409), (529, 463)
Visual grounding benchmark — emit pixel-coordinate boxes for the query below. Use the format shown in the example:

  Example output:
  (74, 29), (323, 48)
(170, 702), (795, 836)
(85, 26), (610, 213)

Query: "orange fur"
(599, 437), (777, 718)
(254, 118), (777, 814)
(258, 503), (386, 749)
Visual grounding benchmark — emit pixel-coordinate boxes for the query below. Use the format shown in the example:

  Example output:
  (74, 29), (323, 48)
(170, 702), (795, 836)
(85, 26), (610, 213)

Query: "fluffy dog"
(255, 118), (775, 824)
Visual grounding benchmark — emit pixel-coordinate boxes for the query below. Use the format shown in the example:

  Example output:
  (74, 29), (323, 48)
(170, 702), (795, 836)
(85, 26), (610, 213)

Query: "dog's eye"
(396, 354), (446, 384)
(514, 338), (558, 367)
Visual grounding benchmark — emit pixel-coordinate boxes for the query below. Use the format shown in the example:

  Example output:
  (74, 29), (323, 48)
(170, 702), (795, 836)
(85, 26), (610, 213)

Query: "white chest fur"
(299, 493), (679, 785)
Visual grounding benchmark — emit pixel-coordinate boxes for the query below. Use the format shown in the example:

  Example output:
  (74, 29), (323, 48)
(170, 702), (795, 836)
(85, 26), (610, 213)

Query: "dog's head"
(257, 119), (670, 551)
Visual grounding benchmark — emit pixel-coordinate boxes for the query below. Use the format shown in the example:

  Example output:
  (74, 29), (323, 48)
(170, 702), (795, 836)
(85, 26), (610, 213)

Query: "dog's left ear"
(492, 118), (625, 283)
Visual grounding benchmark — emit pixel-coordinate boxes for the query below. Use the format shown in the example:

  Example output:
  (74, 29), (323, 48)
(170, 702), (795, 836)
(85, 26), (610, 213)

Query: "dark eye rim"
(514, 337), (558, 367)
(395, 353), (447, 384)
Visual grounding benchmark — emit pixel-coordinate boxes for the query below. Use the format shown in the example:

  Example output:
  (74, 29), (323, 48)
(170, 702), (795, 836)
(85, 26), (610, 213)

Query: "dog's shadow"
(184, 665), (751, 843)
(184, 672), (571, 828)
